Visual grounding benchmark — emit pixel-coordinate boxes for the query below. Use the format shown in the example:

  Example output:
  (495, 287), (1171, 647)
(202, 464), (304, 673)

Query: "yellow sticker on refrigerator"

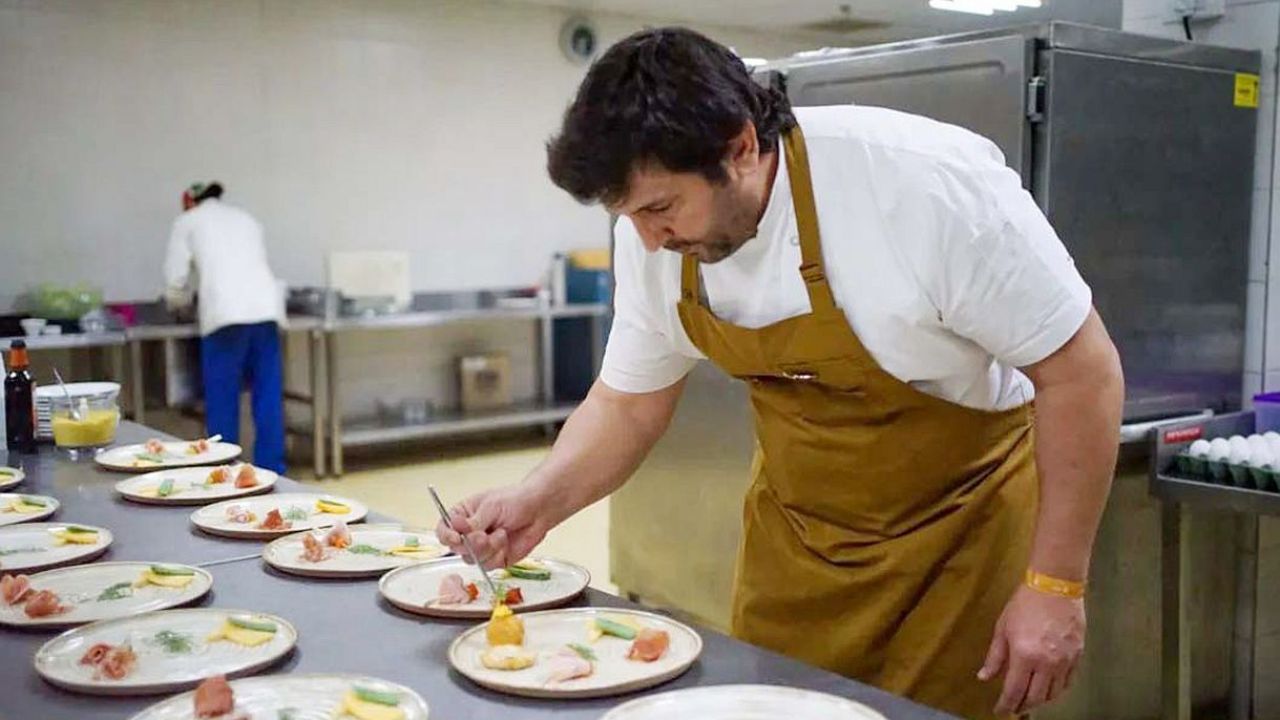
(1235, 73), (1260, 109)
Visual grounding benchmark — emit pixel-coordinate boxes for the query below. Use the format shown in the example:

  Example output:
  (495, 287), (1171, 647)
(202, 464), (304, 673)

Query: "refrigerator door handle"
(1119, 410), (1216, 444)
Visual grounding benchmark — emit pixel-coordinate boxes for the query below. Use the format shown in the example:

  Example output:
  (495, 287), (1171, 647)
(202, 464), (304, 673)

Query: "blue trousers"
(200, 321), (285, 474)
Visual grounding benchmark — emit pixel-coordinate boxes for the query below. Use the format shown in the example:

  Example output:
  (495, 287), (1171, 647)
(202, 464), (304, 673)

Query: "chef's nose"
(635, 220), (672, 254)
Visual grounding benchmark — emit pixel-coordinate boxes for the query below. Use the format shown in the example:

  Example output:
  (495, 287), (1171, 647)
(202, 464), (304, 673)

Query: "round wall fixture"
(560, 17), (598, 65)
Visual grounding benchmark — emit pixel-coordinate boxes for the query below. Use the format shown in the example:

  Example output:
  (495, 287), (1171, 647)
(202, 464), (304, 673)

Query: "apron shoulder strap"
(782, 126), (838, 314)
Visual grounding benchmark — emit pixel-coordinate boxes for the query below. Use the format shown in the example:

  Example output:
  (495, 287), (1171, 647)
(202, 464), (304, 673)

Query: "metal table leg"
(128, 339), (145, 424)
(1231, 515), (1259, 720)
(326, 331), (343, 477)
(309, 329), (326, 479)
(1162, 501), (1191, 720)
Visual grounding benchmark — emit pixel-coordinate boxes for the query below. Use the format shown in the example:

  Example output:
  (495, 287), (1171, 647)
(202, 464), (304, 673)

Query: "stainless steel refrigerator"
(610, 22), (1262, 718)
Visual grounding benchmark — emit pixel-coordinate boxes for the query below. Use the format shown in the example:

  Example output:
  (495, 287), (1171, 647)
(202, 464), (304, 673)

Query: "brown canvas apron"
(676, 125), (1038, 719)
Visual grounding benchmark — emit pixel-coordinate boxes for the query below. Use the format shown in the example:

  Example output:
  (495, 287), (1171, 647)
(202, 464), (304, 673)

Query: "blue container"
(566, 266), (611, 304)
(1255, 392), (1280, 433)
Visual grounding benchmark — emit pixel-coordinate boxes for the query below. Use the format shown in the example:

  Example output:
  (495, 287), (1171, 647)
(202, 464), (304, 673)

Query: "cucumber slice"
(18, 496), (46, 507)
(149, 564), (196, 576)
(63, 525), (97, 534)
(505, 565), (551, 581)
(353, 686), (401, 706)
(568, 643), (597, 661)
(404, 535), (420, 548)
(157, 479), (175, 497)
(228, 616), (278, 634)
(595, 617), (638, 640)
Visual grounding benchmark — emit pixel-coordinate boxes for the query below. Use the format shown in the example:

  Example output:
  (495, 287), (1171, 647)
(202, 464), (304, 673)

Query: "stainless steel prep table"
(0, 422), (958, 720)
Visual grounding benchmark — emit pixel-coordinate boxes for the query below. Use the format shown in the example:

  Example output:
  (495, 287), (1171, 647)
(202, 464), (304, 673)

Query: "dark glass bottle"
(4, 340), (36, 453)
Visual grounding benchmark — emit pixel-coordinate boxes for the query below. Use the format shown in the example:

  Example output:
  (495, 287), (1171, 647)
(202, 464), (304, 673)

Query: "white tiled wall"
(1126, 0), (1280, 398)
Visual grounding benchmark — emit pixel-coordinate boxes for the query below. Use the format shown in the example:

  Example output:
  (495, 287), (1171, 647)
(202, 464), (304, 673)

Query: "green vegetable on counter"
(151, 630), (194, 654)
(97, 582), (133, 602)
(228, 616), (278, 634)
(568, 643), (597, 661)
(505, 563), (551, 581)
(595, 618), (638, 640)
(156, 478), (175, 497)
(149, 565), (195, 577)
(346, 544), (386, 556)
(353, 687), (401, 707)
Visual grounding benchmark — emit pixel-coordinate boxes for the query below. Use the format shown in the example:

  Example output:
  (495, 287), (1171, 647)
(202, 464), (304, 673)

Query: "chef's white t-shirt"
(599, 105), (1092, 411)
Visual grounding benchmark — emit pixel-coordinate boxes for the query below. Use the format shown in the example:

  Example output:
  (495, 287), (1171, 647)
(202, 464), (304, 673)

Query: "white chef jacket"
(601, 105), (1093, 411)
(163, 199), (285, 336)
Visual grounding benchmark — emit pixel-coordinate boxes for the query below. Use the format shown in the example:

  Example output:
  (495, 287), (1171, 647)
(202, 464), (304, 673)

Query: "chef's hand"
(979, 584), (1085, 716)
(434, 484), (551, 570)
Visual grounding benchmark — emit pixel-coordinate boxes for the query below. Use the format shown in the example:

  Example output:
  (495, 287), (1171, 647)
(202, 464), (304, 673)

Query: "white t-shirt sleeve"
(598, 219), (698, 394)
(912, 142), (1093, 369)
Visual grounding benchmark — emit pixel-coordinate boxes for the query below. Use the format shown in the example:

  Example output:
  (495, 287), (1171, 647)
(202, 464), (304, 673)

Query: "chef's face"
(612, 125), (770, 264)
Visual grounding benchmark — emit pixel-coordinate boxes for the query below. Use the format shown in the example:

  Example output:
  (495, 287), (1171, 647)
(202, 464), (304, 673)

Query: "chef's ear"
(723, 120), (760, 177)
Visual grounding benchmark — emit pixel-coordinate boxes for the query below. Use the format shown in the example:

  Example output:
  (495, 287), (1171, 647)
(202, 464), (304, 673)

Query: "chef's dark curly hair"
(546, 27), (794, 206)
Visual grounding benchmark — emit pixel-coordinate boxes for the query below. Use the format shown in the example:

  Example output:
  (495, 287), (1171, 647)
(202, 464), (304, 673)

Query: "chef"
(438, 28), (1122, 719)
(163, 182), (287, 474)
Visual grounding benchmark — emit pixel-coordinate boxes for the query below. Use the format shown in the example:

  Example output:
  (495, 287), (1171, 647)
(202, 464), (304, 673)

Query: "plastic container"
(50, 386), (120, 449)
(1256, 392), (1280, 433)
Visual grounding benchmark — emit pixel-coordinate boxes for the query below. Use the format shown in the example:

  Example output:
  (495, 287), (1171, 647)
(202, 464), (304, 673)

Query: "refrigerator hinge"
(1026, 76), (1047, 123)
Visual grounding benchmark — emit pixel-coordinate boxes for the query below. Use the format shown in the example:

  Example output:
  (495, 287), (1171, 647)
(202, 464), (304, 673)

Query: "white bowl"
(20, 318), (47, 336)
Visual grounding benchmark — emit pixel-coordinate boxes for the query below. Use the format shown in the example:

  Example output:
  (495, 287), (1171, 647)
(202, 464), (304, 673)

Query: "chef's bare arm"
(530, 377), (686, 526)
(1020, 309), (1124, 581)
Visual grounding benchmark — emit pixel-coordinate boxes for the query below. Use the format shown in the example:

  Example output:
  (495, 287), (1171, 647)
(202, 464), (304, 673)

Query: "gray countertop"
(0, 422), (956, 720)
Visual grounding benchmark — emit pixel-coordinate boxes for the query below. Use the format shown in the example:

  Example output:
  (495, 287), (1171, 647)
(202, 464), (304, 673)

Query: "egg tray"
(1170, 452), (1280, 493)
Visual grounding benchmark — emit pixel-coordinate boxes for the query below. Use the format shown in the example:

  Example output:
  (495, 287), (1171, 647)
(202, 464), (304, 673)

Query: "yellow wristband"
(1024, 570), (1086, 599)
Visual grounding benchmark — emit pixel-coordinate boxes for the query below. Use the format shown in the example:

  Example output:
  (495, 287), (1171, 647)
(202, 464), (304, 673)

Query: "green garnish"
(404, 536), (420, 548)
(150, 630), (194, 654)
(277, 710), (299, 720)
(134, 453), (166, 463)
(97, 582), (134, 601)
(506, 564), (551, 581)
(63, 526), (97, 535)
(346, 544), (386, 556)
(156, 478), (175, 497)
(568, 643), (597, 661)
(0, 469), (14, 476)
(17, 496), (46, 507)
(228, 616), (278, 634)
(149, 565), (195, 576)
(283, 506), (309, 521)
(0, 546), (45, 556)
(595, 618), (638, 640)
(353, 687), (401, 707)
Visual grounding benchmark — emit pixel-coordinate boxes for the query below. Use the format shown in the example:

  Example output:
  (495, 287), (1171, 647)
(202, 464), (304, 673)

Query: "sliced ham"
(193, 675), (235, 718)
(545, 646), (594, 684)
(23, 589), (69, 618)
(224, 505), (255, 524)
(98, 644), (137, 680)
(79, 643), (111, 666)
(300, 533), (327, 563)
(626, 628), (670, 662)
(436, 573), (471, 605)
(144, 439), (166, 455)
(257, 509), (290, 531)
(1, 573), (31, 605)
(233, 465), (258, 489)
(324, 521), (352, 549)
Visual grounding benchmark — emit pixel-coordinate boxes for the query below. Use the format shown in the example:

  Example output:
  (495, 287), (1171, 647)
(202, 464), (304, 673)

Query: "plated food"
(0, 466), (25, 491)
(190, 493), (368, 540)
(0, 493), (59, 526)
(116, 465), (277, 506)
(263, 523), (448, 578)
(379, 557), (589, 619)
(128, 673), (430, 720)
(0, 562), (212, 629)
(34, 608), (297, 695)
(0, 522), (112, 573)
(600, 684), (890, 720)
(96, 438), (241, 472)
(448, 607), (701, 699)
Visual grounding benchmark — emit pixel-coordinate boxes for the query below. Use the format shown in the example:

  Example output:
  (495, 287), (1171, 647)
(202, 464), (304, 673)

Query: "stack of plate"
(34, 382), (120, 440)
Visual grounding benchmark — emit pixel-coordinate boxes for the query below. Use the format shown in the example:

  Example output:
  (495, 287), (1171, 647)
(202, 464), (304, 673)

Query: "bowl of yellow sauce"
(49, 387), (120, 448)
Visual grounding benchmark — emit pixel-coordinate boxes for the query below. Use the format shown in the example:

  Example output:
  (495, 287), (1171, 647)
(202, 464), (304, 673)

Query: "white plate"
(95, 442), (242, 472)
(0, 522), (113, 573)
(449, 607), (702, 699)
(0, 466), (25, 491)
(128, 673), (430, 720)
(0, 562), (212, 629)
(381, 557), (590, 619)
(264, 523), (449, 578)
(35, 607), (297, 695)
(0, 493), (60, 526)
(600, 684), (890, 720)
(115, 466), (277, 506)
(190, 493), (368, 540)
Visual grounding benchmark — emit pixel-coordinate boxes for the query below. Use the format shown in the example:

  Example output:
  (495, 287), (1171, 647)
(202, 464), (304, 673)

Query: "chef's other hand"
(434, 484), (550, 570)
(978, 584), (1085, 716)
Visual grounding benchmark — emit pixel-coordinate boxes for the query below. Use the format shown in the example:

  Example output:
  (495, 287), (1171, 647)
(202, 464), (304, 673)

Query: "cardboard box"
(459, 354), (511, 412)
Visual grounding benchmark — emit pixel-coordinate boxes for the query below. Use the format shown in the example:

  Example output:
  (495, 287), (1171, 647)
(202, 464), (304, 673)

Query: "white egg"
(1269, 437), (1280, 457)
(1250, 445), (1276, 468)
(1230, 436), (1251, 458)
(1266, 431), (1280, 444)
(1249, 434), (1268, 450)
(1230, 444), (1251, 465)
(1189, 439), (1212, 459)
(1209, 438), (1232, 462)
